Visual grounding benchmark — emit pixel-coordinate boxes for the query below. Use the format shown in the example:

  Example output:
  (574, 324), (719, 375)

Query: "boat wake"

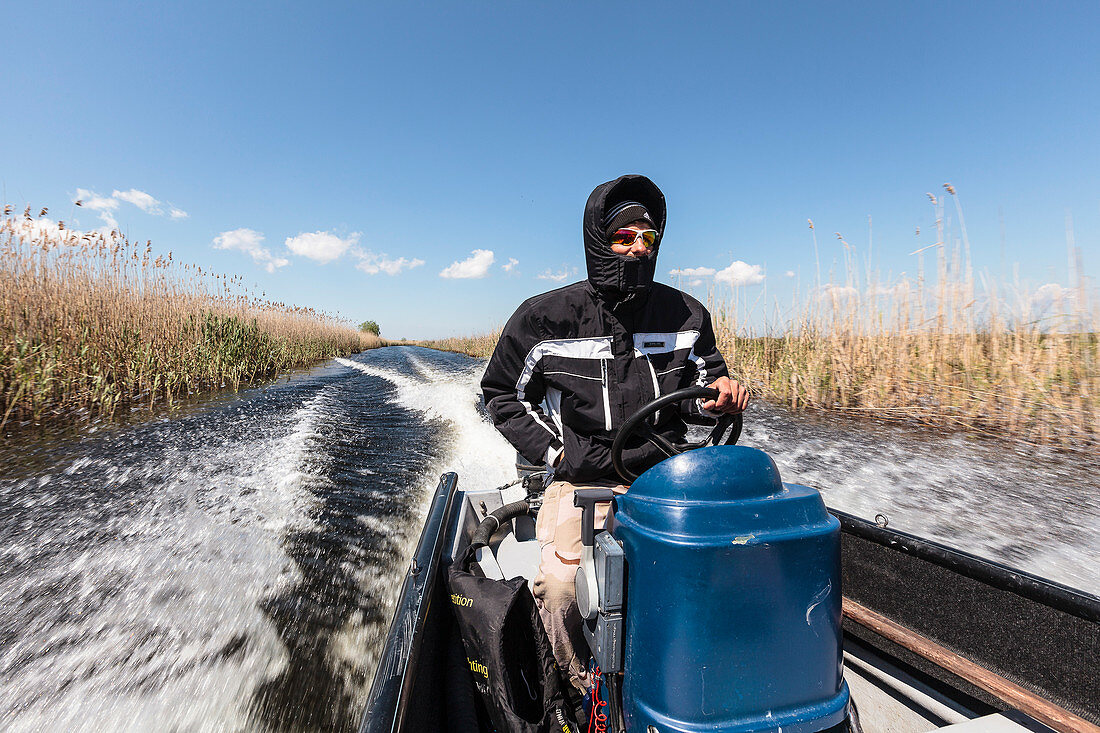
(339, 351), (1100, 596)
(0, 379), (334, 731)
(741, 404), (1100, 596)
(335, 353), (517, 496)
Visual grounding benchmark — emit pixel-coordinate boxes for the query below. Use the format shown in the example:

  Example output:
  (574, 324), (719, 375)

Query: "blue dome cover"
(621, 445), (835, 543)
(615, 445), (848, 733)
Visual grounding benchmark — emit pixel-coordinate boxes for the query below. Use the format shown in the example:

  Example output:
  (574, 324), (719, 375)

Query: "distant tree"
(359, 320), (380, 336)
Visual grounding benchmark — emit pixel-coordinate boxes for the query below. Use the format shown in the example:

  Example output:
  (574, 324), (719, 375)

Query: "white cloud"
(75, 188), (119, 213)
(715, 261), (765, 287)
(1032, 283), (1067, 302)
(285, 230), (359, 264)
(667, 263), (766, 287)
(74, 187), (187, 225)
(12, 216), (128, 243)
(669, 266), (717, 279)
(537, 267), (578, 282)
(1030, 283), (1074, 313)
(816, 284), (859, 302)
(213, 228), (289, 273)
(868, 282), (909, 298)
(75, 188), (120, 230)
(785, 270), (796, 278)
(14, 216), (74, 240)
(355, 250), (425, 275)
(440, 249), (495, 279)
(112, 188), (161, 214)
(503, 257), (519, 272)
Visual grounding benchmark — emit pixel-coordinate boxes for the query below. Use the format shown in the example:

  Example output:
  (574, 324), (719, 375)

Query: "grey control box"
(593, 531), (624, 612)
(583, 610), (623, 673)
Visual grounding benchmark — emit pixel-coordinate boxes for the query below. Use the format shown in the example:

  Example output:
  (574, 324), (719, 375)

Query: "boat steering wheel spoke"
(637, 423), (679, 458)
(612, 386), (743, 483)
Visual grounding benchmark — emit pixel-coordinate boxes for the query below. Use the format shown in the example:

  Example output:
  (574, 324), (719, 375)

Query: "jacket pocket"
(557, 427), (612, 483)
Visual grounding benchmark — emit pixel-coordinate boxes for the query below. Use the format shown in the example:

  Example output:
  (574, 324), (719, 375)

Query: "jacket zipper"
(645, 354), (661, 424)
(600, 359), (612, 432)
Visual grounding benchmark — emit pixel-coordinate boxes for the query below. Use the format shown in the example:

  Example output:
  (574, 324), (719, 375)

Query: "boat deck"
(844, 636), (1051, 732)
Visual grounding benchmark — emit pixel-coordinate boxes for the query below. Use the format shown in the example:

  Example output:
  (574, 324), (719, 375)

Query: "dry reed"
(713, 305), (1097, 449)
(710, 191), (1097, 449)
(415, 332), (501, 359)
(1, 209), (379, 427)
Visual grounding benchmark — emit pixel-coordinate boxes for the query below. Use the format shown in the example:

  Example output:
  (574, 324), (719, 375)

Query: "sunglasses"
(610, 228), (658, 248)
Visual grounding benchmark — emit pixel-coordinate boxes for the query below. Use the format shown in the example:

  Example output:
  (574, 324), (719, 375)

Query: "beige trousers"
(530, 479), (628, 695)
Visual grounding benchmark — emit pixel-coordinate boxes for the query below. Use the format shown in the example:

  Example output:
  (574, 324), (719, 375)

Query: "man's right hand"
(701, 376), (749, 414)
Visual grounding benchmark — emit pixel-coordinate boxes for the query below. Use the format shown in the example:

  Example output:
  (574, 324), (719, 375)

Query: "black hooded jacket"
(481, 175), (729, 483)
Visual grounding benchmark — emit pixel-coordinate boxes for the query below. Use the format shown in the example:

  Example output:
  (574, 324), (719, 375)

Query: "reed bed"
(415, 332), (501, 359)
(713, 293), (1097, 449)
(710, 197), (1097, 449)
(1, 207), (377, 427)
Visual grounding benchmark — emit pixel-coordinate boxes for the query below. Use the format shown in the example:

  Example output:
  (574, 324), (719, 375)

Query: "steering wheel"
(611, 386), (743, 483)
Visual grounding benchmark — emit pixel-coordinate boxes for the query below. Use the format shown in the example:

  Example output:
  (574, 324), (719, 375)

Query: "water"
(0, 346), (1096, 731)
(741, 405), (1100, 594)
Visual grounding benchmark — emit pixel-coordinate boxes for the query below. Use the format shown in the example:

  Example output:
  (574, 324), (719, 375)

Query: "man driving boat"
(481, 174), (748, 695)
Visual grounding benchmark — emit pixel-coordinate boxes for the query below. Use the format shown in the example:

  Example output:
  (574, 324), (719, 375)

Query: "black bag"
(447, 543), (579, 733)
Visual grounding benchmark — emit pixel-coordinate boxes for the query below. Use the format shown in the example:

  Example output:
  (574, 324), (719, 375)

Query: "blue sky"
(2, 2), (1098, 339)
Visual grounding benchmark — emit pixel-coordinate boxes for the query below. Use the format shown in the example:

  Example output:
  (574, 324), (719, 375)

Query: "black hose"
(604, 673), (626, 733)
(470, 500), (531, 548)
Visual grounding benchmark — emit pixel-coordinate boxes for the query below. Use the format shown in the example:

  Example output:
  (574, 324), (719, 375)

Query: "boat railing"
(832, 508), (1100, 732)
(359, 472), (460, 733)
(831, 508), (1100, 623)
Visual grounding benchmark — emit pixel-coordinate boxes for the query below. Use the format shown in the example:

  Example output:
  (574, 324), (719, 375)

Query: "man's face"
(609, 219), (656, 258)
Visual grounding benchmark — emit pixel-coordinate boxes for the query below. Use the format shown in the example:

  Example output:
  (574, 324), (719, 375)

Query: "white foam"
(0, 386), (335, 731)
(740, 406), (1100, 596)
(337, 354), (517, 495)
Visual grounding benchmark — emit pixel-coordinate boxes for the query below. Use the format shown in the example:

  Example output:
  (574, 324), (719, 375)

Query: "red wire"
(587, 681), (596, 733)
(588, 665), (608, 733)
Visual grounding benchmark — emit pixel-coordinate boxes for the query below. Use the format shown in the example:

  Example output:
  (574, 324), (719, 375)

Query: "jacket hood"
(582, 174), (667, 299)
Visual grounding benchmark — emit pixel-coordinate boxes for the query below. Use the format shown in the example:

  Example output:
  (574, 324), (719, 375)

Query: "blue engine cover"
(614, 446), (848, 733)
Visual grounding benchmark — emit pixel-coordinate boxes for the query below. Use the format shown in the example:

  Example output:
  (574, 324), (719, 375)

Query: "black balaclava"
(582, 174), (667, 302)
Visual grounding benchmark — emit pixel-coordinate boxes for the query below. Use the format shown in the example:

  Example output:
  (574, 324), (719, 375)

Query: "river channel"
(1, 346), (1096, 731)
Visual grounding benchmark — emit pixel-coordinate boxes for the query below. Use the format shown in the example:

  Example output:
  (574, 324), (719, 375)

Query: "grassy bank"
(1, 209), (378, 427)
(415, 333), (500, 359)
(713, 301), (1096, 449)
(710, 197), (1097, 447)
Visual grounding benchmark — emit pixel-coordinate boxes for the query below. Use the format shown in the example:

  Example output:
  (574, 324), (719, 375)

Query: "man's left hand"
(701, 377), (749, 414)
